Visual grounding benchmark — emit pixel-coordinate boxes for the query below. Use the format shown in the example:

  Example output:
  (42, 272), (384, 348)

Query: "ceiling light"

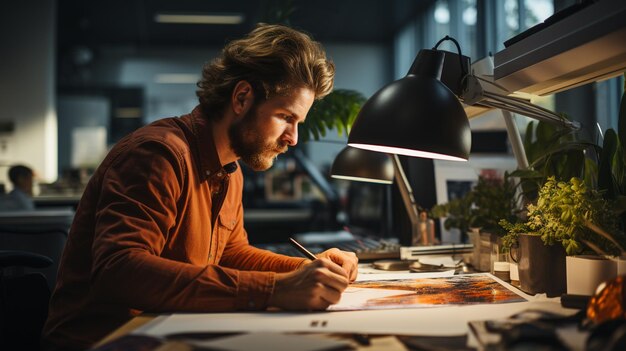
(154, 73), (199, 84)
(154, 13), (244, 25)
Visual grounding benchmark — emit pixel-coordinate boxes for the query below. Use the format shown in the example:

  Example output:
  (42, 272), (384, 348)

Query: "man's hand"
(316, 248), (358, 282)
(268, 258), (349, 310)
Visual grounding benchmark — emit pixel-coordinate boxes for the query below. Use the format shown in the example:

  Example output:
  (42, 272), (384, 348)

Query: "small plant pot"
(566, 255), (617, 296)
(477, 232), (492, 272)
(509, 262), (520, 287)
(467, 228), (480, 268)
(616, 254), (626, 276)
(489, 234), (506, 274)
(514, 233), (566, 297)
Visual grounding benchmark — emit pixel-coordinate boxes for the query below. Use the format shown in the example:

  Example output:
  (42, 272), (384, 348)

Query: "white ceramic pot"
(509, 262), (520, 285)
(566, 255), (617, 295)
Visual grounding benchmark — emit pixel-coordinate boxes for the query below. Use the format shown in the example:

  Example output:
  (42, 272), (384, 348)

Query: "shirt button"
(217, 171), (224, 177)
(206, 170), (211, 176)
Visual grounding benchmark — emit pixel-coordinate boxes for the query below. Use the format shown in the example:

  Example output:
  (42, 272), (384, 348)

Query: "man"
(43, 24), (358, 350)
(0, 164), (35, 211)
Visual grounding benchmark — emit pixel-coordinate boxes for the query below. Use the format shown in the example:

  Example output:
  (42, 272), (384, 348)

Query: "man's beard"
(228, 106), (288, 171)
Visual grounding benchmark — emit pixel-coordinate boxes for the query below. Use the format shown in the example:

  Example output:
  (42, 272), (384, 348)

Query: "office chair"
(0, 250), (52, 351)
(0, 224), (69, 290)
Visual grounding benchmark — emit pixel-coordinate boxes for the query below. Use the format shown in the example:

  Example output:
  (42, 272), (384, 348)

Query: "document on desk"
(136, 273), (540, 338)
(329, 273), (526, 311)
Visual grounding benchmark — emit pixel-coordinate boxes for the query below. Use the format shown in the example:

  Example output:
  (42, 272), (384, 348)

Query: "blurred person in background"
(0, 164), (35, 211)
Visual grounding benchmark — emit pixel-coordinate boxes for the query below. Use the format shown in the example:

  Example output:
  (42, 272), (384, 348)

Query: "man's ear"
(231, 80), (254, 115)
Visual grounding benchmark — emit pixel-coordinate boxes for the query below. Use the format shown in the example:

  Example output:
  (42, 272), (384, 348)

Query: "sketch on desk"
(329, 274), (526, 311)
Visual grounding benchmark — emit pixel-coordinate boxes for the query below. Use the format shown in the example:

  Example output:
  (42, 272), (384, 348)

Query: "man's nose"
(283, 124), (298, 146)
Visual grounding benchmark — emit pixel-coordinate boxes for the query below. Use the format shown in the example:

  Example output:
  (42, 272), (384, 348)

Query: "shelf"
(494, 0), (626, 96)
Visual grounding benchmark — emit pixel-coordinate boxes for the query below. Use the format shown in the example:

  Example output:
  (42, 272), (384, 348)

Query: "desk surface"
(93, 269), (582, 351)
(95, 316), (410, 350)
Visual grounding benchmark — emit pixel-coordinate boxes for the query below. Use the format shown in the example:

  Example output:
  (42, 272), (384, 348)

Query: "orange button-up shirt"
(43, 106), (306, 350)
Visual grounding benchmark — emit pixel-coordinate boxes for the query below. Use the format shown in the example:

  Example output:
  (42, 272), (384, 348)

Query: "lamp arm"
(501, 110), (530, 170)
(484, 91), (577, 126)
(463, 74), (580, 130)
(391, 154), (421, 242)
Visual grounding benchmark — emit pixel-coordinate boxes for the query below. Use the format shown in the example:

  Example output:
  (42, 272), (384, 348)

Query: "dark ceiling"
(57, 0), (432, 50)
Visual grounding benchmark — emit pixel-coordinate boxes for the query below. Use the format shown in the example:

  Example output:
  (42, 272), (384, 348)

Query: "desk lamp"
(344, 37), (472, 246)
(348, 36), (579, 164)
(330, 146), (425, 245)
(345, 36), (581, 245)
(347, 37), (472, 162)
(330, 146), (394, 185)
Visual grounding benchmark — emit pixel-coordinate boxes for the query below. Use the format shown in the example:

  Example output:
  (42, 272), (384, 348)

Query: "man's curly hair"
(196, 23), (335, 120)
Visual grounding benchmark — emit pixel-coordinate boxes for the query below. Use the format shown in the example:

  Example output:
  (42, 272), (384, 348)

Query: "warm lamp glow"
(348, 143), (468, 162)
(330, 175), (393, 184)
(330, 146), (394, 184)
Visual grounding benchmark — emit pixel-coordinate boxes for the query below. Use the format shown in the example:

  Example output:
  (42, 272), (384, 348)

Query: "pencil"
(288, 237), (317, 260)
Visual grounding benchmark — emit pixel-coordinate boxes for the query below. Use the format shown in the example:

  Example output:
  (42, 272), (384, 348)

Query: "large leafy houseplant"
(497, 79), (626, 296)
(298, 89), (366, 142)
(597, 76), (626, 230)
(504, 77), (626, 250)
(511, 115), (599, 203)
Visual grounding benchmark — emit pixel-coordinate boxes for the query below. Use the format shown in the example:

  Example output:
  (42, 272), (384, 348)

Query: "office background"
(0, 0), (623, 242)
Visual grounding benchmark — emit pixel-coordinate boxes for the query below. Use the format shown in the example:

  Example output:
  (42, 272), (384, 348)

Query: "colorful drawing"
(329, 274), (526, 311)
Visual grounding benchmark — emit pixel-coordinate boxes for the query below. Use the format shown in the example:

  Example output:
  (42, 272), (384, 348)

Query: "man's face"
(229, 86), (315, 171)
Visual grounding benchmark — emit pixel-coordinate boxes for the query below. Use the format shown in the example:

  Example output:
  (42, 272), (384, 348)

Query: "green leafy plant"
(469, 174), (520, 237)
(299, 89), (366, 142)
(430, 174), (520, 238)
(597, 76), (626, 229)
(511, 115), (599, 202)
(430, 191), (473, 238)
(501, 76), (626, 257)
(501, 176), (624, 256)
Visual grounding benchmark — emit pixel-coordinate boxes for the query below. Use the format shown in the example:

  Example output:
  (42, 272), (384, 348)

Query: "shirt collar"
(188, 105), (238, 182)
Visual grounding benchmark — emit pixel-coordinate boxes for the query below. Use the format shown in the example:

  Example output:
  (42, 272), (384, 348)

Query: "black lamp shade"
(330, 146), (393, 184)
(348, 49), (471, 161)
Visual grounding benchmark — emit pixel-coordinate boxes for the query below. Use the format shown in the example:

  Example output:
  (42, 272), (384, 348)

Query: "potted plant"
(469, 174), (521, 272)
(500, 176), (625, 296)
(430, 174), (520, 271)
(499, 102), (616, 296)
(469, 173), (519, 237)
(571, 77), (626, 294)
(430, 190), (473, 244)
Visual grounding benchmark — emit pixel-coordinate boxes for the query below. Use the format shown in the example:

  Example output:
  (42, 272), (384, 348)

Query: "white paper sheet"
(137, 300), (576, 338)
(355, 270), (455, 281)
(137, 274), (577, 339)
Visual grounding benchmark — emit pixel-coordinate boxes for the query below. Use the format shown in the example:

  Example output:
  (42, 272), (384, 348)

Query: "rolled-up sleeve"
(218, 172), (307, 273)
